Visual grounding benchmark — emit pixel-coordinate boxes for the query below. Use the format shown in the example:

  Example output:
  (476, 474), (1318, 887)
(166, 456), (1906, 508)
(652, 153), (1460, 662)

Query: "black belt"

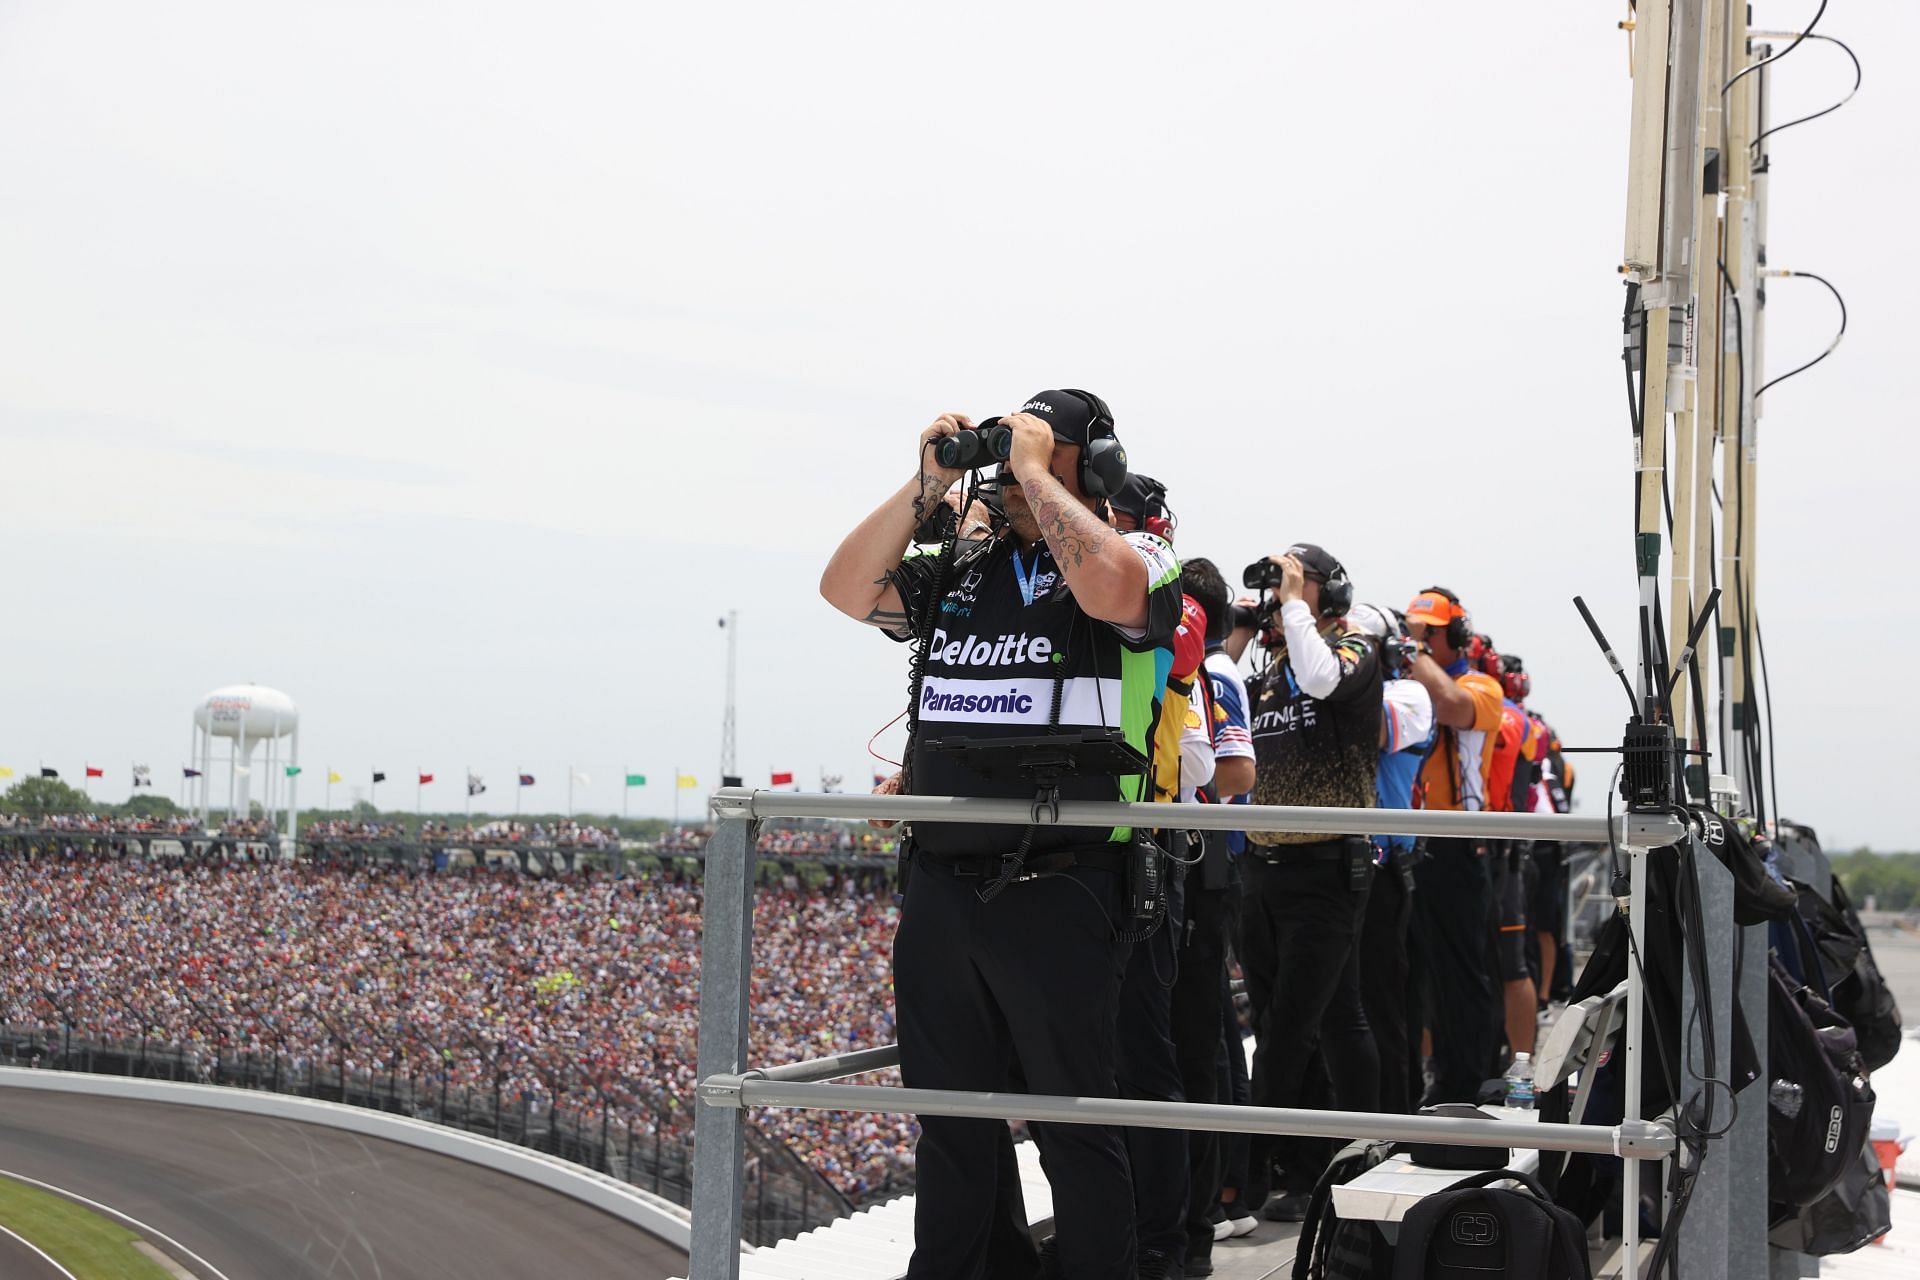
(919, 847), (1128, 879)
(1244, 835), (1367, 864)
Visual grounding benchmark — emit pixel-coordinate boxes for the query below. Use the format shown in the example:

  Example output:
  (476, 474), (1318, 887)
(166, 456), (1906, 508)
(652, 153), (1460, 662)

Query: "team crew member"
(1171, 557), (1255, 1275)
(1346, 603), (1434, 1114)
(821, 392), (1181, 1280)
(1403, 586), (1505, 1105)
(1236, 544), (1382, 1222)
(1469, 637), (1544, 1061)
(1110, 477), (1211, 1280)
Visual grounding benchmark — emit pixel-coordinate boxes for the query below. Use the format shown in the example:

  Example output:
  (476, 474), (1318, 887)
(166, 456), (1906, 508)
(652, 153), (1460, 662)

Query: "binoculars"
(935, 419), (1013, 470)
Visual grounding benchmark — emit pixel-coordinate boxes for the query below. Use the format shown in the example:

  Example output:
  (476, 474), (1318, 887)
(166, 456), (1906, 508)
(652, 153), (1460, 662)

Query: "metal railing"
(690, 788), (1761, 1280)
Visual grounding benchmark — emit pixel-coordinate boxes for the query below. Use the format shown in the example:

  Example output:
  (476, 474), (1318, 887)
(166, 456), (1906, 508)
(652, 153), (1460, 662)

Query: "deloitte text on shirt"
(919, 626), (1123, 728)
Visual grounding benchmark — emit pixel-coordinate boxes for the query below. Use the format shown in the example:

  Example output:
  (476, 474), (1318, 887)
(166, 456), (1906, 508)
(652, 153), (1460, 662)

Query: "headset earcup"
(1080, 437), (1129, 500)
(1322, 576), (1353, 619)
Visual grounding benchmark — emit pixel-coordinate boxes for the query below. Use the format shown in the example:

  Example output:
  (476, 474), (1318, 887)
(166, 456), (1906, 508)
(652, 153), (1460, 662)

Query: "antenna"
(1572, 596), (1640, 718)
(1664, 588), (1722, 702)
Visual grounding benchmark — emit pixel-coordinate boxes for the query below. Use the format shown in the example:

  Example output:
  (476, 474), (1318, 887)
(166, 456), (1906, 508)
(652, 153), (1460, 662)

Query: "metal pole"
(1623, 835), (1649, 1275)
(688, 814), (758, 1280)
(1675, 833), (1736, 1276)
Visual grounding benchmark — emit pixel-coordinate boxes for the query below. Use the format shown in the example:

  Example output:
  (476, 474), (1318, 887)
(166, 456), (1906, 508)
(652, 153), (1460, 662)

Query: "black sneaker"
(1136, 1248), (1182, 1280)
(1261, 1190), (1313, 1223)
(1183, 1249), (1214, 1277)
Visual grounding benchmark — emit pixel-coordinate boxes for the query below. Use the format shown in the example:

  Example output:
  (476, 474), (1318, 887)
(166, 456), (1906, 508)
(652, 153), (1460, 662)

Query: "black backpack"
(1824, 876), (1903, 1072)
(1766, 957), (1876, 1211)
(1768, 1136), (1894, 1255)
(1391, 1169), (1590, 1280)
(1293, 1138), (1396, 1280)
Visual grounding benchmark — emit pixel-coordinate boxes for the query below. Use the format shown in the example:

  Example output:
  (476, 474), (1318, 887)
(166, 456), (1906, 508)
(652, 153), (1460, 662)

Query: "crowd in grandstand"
(0, 850), (914, 1198)
(654, 823), (898, 858)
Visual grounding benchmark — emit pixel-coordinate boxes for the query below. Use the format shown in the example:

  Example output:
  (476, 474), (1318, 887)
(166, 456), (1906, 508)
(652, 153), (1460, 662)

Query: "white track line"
(0, 1221), (80, 1280)
(0, 1169), (231, 1280)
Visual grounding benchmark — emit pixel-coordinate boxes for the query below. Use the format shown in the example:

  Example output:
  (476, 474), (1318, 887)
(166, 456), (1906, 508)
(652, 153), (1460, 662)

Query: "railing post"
(1675, 832), (1736, 1276)
(689, 813), (757, 1279)
(1730, 918), (1769, 1278)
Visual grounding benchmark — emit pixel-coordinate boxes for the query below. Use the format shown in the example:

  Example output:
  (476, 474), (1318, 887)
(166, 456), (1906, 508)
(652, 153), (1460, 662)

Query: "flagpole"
(416, 767), (423, 838)
(465, 764), (471, 823)
(673, 766), (680, 827)
(623, 767), (629, 820)
(325, 767), (332, 817)
(568, 765), (574, 820)
(516, 771), (522, 819)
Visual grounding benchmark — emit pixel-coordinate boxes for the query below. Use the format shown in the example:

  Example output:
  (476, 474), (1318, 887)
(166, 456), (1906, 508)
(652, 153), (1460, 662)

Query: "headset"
(1317, 557), (1355, 620)
(1421, 585), (1474, 650)
(1058, 388), (1129, 500)
(1499, 653), (1531, 703)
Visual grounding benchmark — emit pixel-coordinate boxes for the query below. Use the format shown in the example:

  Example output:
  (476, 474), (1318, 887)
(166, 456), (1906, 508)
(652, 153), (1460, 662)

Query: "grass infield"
(0, 1177), (176, 1279)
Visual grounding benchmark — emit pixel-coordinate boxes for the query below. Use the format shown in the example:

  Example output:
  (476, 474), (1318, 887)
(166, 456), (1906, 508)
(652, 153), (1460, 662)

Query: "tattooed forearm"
(1028, 487), (1113, 569)
(863, 606), (911, 634)
(908, 469), (946, 524)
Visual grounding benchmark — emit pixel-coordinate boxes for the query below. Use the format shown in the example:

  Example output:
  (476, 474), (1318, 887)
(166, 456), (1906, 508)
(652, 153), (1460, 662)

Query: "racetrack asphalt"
(0, 1222), (72, 1279)
(0, 1091), (689, 1279)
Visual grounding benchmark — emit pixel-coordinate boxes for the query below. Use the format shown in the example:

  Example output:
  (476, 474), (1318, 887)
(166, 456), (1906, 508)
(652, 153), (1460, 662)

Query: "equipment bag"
(1766, 957), (1876, 1212)
(1826, 875), (1904, 1072)
(1768, 1136), (1893, 1257)
(1293, 1138), (1396, 1280)
(1390, 1168), (1590, 1280)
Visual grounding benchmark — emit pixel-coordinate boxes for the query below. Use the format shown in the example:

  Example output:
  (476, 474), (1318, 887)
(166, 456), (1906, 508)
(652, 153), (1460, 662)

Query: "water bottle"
(1503, 1052), (1536, 1111)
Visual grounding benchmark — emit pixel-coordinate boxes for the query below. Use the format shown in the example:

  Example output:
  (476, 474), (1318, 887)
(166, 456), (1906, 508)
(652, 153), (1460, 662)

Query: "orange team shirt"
(1417, 671), (1505, 811)
(1487, 701), (1545, 813)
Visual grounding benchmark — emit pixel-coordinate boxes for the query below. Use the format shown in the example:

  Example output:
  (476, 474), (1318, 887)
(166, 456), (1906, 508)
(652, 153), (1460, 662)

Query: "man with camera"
(1232, 544), (1382, 1221)
(821, 393), (1181, 1280)
(1402, 587), (1506, 1105)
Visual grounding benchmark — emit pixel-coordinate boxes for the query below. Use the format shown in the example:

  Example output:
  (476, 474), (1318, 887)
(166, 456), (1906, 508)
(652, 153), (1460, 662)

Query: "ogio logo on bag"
(1825, 1105), (1844, 1153)
(1449, 1212), (1500, 1246)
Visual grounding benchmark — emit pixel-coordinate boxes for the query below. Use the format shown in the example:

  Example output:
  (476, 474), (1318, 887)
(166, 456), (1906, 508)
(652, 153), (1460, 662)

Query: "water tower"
(190, 684), (300, 837)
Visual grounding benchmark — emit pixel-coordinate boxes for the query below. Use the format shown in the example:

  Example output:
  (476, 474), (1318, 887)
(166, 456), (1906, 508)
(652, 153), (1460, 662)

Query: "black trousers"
(896, 858), (1135, 1280)
(1411, 837), (1496, 1105)
(1117, 872), (1187, 1262)
(1238, 841), (1372, 1194)
(1170, 877), (1235, 1265)
(1360, 854), (1416, 1113)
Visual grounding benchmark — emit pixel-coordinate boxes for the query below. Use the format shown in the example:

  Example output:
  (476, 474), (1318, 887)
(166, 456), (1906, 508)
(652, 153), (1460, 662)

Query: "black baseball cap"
(1014, 389), (1108, 446)
(1109, 473), (1168, 521)
(1283, 542), (1343, 584)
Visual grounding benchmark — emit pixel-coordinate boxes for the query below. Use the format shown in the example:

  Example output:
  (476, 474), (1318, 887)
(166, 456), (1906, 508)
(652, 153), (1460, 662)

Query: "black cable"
(1756, 615), (1783, 833)
(1755, 271), (1847, 402)
(1752, 34), (1861, 149)
(1724, 0), (1828, 95)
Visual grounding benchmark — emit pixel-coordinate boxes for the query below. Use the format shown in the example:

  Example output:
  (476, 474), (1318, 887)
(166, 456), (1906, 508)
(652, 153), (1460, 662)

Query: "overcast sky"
(1, 2), (1912, 845)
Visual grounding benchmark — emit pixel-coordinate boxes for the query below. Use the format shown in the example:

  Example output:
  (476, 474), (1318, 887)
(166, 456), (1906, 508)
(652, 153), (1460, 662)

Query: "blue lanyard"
(1011, 547), (1044, 607)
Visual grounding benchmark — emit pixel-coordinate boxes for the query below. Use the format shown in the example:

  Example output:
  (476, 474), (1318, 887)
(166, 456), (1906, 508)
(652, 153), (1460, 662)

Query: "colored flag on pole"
(418, 772), (434, 785)
(285, 765), (302, 778)
(571, 770), (591, 787)
(183, 767), (202, 779)
(132, 765), (152, 787)
(676, 774), (699, 789)
(625, 774), (646, 787)
(0, 767), (12, 779)
(770, 771), (794, 786)
(85, 766), (104, 779)
(467, 772), (486, 797)
(235, 766), (251, 778)
(372, 771), (387, 784)
(328, 770), (343, 784)
(40, 768), (59, 779)
(821, 772), (844, 792)
(518, 773), (535, 786)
